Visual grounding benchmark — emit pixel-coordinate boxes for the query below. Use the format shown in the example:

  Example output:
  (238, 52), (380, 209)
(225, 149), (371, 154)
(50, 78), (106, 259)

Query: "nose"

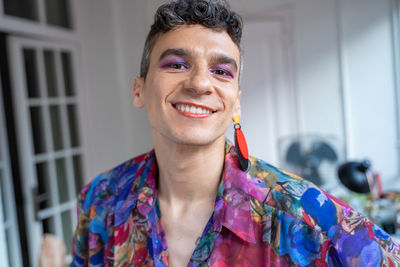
(184, 66), (212, 95)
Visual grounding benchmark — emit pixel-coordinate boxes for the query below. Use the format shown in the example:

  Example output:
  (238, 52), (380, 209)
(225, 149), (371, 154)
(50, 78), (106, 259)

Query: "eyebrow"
(158, 48), (238, 73)
(210, 54), (238, 73)
(159, 48), (189, 61)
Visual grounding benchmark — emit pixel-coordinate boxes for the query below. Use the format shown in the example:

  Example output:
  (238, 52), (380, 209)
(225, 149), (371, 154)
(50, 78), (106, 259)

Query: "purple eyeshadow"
(159, 55), (189, 69)
(210, 64), (235, 78)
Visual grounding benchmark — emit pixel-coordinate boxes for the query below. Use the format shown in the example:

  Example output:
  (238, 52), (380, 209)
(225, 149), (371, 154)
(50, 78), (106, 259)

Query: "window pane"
(44, 0), (71, 29)
(41, 216), (55, 234)
(23, 49), (40, 98)
(72, 155), (83, 194)
(49, 105), (64, 150)
(44, 50), (58, 97)
(4, 0), (39, 21)
(56, 158), (68, 203)
(30, 106), (47, 154)
(61, 210), (72, 254)
(36, 162), (51, 209)
(61, 52), (75, 96)
(67, 105), (80, 147)
(0, 170), (8, 221)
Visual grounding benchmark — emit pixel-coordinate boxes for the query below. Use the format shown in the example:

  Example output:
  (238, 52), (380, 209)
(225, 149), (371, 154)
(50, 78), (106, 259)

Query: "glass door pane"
(3, 0), (39, 21)
(67, 104), (80, 147)
(44, 50), (58, 97)
(49, 105), (64, 151)
(23, 49), (40, 98)
(61, 51), (75, 96)
(30, 106), (47, 154)
(44, 0), (72, 29)
(61, 210), (72, 254)
(35, 162), (52, 209)
(3, 0), (73, 29)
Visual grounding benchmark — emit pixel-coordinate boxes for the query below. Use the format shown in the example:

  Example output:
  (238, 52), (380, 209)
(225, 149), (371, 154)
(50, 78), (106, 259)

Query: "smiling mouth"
(172, 103), (216, 116)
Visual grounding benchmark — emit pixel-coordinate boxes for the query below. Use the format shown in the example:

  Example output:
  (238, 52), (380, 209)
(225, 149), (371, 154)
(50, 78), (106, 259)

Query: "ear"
(132, 76), (145, 108)
(232, 90), (242, 121)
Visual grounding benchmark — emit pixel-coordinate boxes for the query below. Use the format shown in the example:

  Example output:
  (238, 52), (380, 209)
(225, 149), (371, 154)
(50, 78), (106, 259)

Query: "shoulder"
(247, 156), (400, 264)
(246, 156), (350, 233)
(78, 151), (155, 212)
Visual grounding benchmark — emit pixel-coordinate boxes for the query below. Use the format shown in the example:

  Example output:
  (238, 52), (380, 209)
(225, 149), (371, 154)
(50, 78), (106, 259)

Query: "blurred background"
(0, 0), (399, 266)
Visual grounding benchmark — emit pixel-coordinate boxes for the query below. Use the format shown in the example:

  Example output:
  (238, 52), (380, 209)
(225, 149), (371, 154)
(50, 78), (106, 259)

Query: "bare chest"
(160, 208), (213, 267)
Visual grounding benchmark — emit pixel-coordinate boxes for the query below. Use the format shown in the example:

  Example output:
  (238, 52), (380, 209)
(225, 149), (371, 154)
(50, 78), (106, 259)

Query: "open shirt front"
(72, 141), (400, 266)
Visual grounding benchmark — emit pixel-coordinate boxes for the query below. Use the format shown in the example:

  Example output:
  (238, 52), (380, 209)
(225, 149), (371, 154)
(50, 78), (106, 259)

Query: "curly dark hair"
(140, 0), (243, 78)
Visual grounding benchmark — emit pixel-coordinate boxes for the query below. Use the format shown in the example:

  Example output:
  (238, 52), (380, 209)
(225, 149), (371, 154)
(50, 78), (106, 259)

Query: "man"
(72, 0), (400, 266)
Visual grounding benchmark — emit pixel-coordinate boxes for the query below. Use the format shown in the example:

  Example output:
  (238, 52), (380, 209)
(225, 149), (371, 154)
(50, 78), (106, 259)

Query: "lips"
(172, 102), (215, 117)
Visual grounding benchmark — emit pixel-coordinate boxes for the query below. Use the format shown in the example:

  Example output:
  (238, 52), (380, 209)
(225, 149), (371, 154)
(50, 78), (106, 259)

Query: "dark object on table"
(382, 221), (397, 234)
(338, 160), (398, 235)
(337, 160), (372, 193)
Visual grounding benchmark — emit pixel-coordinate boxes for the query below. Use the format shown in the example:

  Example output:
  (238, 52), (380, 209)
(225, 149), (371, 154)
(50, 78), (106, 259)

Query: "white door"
(8, 36), (85, 266)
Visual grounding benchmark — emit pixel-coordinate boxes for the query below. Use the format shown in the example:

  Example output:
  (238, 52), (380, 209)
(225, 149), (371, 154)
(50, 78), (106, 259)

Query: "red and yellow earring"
(233, 114), (249, 171)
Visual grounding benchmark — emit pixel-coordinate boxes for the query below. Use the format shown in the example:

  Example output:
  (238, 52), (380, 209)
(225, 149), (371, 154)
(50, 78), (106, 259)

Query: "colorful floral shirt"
(72, 142), (400, 266)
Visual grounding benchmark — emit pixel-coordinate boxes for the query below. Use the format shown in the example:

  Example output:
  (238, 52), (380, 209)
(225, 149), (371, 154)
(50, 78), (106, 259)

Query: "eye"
(168, 63), (188, 70)
(160, 56), (190, 71)
(210, 66), (234, 79)
(212, 69), (230, 76)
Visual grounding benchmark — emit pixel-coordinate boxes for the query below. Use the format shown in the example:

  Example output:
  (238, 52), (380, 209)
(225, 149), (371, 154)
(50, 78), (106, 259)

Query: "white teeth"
(175, 104), (212, 114)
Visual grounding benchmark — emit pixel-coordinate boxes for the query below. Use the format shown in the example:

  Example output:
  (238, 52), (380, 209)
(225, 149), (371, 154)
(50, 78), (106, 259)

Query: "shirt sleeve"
(71, 185), (91, 267)
(327, 206), (400, 266)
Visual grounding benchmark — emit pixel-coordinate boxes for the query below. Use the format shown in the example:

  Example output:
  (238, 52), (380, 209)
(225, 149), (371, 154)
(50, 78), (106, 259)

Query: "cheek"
(142, 87), (161, 114)
(221, 89), (240, 110)
(142, 78), (175, 111)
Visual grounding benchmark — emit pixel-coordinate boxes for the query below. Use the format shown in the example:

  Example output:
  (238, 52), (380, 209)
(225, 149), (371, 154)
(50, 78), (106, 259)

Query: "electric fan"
(279, 135), (342, 187)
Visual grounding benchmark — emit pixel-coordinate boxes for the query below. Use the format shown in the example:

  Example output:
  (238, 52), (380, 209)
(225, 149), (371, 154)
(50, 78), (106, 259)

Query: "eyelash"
(210, 68), (233, 78)
(162, 61), (234, 79)
(161, 62), (189, 70)
(166, 62), (189, 70)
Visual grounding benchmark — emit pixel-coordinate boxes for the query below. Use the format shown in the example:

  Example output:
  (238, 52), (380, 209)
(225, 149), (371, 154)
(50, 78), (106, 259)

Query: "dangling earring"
(233, 115), (249, 171)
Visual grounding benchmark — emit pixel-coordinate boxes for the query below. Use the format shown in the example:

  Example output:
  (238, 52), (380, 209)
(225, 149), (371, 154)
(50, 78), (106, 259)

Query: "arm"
(71, 185), (91, 267)
(327, 201), (400, 266)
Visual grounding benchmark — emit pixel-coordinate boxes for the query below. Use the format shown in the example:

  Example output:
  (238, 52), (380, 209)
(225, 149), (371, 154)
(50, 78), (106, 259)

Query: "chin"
(171, 131), (225, 147)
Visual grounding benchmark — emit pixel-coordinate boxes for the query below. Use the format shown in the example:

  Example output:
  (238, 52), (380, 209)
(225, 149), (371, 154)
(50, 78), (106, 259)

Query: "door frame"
(0, 71), (22, 266)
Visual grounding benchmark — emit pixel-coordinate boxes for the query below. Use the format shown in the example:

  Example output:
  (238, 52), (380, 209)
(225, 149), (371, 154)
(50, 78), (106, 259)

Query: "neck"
(153, 134), (225, 206)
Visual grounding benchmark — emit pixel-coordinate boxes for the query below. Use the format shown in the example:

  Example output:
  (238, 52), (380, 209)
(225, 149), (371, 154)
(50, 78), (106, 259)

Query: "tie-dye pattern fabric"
(72, 142), (400, 266)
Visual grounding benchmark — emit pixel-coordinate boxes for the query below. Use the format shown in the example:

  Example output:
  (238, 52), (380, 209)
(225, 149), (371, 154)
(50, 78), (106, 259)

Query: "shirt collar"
(115, 141), (258, 244)
(114, 151), (157, 226)
(212, 142), (258, 244)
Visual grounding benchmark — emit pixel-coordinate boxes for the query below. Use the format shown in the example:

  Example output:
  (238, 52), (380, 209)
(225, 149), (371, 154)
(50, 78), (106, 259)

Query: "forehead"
(150, 24), (241, 64)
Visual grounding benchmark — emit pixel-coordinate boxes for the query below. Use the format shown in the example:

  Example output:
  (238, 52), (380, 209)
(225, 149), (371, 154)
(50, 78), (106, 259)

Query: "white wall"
(76, 0), (400, 187)
(112, 0), (155, 158)
(339, 0), (399, 188)
(75, 0), (153, 181)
